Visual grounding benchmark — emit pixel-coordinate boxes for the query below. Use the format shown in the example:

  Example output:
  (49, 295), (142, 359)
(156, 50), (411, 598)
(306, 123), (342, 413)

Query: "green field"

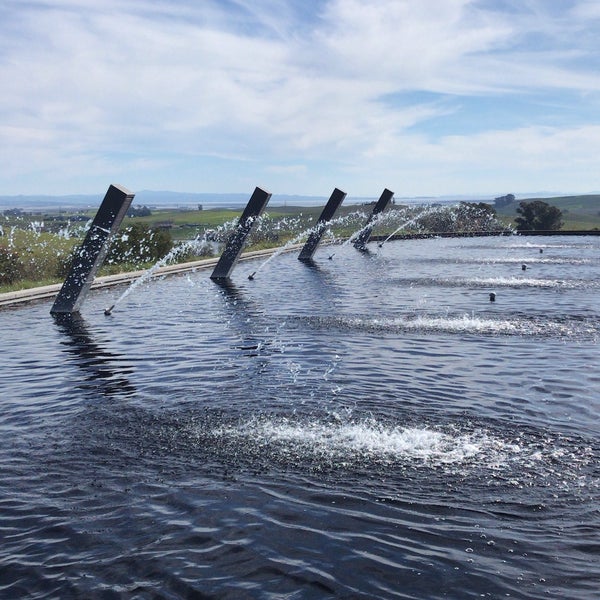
(123, 204), (367, 241)
(129, 195), (600, 237)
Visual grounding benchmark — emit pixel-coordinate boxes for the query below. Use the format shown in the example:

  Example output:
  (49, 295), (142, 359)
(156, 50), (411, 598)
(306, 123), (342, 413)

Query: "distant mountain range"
(0, 189), (593, 211)
(0, 190), (264, 211)
(0, 190), (335, 211)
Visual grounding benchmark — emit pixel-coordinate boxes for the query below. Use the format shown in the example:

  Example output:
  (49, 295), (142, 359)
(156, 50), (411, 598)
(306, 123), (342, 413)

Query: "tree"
(494, 194), (515, 208)
(127, 205), (152, 217)
(515, 200), (563, 231)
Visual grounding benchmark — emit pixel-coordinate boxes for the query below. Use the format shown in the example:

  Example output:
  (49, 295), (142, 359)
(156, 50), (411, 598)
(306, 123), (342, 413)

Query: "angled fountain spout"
(353, 188), (394, 251)
(210, 187), (271, 280)
(50, 184), (135, 315)
(298, 188), (346, 262)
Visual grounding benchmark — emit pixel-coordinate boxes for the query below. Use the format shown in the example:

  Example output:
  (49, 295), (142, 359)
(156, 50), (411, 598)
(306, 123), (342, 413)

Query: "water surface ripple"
(1, 235), (598, 599)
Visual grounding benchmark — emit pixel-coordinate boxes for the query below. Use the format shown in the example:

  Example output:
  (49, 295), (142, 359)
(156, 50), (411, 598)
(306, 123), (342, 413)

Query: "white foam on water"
(381, 315), (524, 335)
(212, 417), (508, 465)
(335, 314), (583, 337)
(465, 276), (569, 288)
(506, 242), (594, 250)
(207, 417), (597, 490)
(469, 257), (592, 265)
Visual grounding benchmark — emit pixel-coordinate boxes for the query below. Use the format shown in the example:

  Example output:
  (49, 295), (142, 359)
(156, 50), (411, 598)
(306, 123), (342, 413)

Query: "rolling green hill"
(495, 194), (600, 230)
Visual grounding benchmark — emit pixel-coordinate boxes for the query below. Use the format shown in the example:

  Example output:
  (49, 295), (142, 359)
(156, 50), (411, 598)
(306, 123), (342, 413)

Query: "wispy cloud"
(1, 0), (599, 195)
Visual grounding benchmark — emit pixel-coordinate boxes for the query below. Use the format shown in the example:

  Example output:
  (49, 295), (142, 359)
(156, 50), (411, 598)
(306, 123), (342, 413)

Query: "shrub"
(55, 247), (77, 279)
(106, 224), (173, 266)
(0, 246), (23, 284)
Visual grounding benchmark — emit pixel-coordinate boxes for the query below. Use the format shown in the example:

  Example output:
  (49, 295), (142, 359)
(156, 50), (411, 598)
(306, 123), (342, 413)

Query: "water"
(1, 235), (598, 599)
(250, 209), (380, 277)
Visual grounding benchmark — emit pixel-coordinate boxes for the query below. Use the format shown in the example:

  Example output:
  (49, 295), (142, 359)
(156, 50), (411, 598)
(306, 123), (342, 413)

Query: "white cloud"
(1, 0), (600, 195)
(314, 0), (512, 84)
(570, 0), (600, 20)
(345, 123), (600, 195)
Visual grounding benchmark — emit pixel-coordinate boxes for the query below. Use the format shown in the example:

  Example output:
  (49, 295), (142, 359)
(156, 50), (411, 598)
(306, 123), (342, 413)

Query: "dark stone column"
(50, 184), (135, 314)
(210, 187), (271, 280)
(298, 188), (346, 261)
(353, 188), (394, 250)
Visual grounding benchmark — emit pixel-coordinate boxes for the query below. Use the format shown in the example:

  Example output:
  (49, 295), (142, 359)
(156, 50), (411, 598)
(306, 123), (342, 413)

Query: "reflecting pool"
(1, 235), (598, 599)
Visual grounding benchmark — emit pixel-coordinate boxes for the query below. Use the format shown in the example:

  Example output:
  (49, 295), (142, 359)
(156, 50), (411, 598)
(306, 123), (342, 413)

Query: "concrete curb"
(0, 246), (299, 309)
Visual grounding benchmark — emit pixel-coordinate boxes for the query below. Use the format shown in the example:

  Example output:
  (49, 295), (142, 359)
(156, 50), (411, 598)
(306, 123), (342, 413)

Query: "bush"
(55, 247), (78, 279)
(0, 246), (23, 284)
(106, 224), (173, 266)
(416, 202), (503, 233)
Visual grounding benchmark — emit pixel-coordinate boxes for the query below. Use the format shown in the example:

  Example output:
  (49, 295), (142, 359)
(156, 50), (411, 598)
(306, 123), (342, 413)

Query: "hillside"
(495, 194), (600, 229)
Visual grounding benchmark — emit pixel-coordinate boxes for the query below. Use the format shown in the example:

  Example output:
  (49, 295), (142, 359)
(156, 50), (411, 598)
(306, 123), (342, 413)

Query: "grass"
(1, 229), (76, 288)
(0, 278), (64, 293)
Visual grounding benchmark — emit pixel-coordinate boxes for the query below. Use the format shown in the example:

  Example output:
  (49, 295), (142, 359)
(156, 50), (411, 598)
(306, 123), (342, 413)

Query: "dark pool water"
(1, 235), (599, 599)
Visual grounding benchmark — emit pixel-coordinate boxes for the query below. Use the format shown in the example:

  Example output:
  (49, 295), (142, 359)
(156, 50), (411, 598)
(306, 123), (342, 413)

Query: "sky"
(2, 0), (600, 199)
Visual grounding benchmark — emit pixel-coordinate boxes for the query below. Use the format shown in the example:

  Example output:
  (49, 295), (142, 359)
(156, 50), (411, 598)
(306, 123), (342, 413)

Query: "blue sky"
(1, 0), (600, 198)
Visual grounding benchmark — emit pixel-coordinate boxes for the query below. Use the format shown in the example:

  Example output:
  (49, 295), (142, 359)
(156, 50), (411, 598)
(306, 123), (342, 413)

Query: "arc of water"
(248, 209), (370, 277)
(321, 203), (413, 259)
(323, 208), (403, 259)
(249, 227), (320, 278)
(105, 218), (241, 313)
(377, 204), (454, 247)
(105, 200), (433, 309)
(105, 239), (200, 313)
(341, 209), (393, 249)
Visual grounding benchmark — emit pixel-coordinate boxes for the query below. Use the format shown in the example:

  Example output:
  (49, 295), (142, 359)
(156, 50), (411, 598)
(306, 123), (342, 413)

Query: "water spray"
(106, 224), (234, 311)
(377, 205), (442, 247)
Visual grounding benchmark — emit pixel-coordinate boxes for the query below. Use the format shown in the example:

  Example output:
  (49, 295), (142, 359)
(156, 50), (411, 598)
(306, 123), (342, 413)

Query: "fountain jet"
(298, 188), (346, 262)
(50, 184), (135, 315)
(353, 188), (394, 251)
(210, 187), (271, 280)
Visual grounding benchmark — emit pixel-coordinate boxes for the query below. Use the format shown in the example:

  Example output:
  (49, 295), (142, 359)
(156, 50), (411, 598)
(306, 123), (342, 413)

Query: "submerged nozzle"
(489, 292), (496, 302)
(248, 272), (256, 280)
(521, 264), (527, 271)
(104, 304), (115, 316)
(328, 254), (335, 260)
